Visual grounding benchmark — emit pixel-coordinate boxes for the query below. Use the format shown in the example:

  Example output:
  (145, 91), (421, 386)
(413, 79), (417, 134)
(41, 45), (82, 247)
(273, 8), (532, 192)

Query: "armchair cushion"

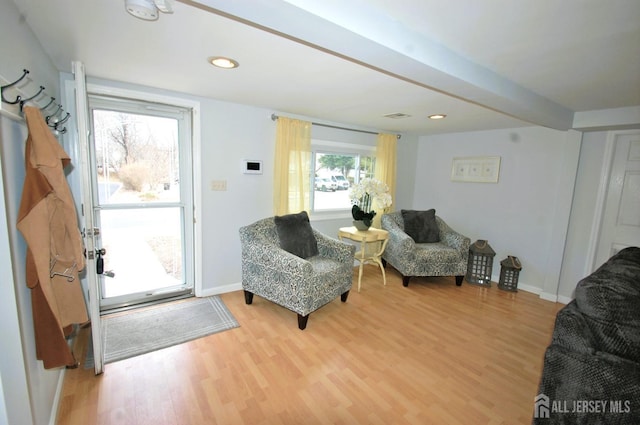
(274, 211), (318, 259)
(401, 209), (440, 243)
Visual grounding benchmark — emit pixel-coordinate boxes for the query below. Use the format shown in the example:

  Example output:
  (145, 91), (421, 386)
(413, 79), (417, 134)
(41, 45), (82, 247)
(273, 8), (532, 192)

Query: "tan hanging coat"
(16, 106), (88, 369)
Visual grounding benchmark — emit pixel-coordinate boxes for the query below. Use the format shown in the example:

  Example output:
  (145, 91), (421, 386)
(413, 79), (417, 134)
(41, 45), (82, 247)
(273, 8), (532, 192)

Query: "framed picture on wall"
(451, 156), (501, 183)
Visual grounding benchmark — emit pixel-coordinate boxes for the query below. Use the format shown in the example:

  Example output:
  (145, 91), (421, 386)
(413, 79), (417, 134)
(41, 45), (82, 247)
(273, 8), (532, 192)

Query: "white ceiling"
(11, 0), (640, 135)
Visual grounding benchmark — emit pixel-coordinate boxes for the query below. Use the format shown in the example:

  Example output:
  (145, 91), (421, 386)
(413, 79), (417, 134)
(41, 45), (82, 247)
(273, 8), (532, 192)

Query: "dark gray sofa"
(534, 246), (640, 424)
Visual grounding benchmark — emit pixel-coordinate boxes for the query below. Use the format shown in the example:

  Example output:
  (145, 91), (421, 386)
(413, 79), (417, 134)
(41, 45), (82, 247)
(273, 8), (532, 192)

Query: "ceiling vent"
(383, 113), (412, 119)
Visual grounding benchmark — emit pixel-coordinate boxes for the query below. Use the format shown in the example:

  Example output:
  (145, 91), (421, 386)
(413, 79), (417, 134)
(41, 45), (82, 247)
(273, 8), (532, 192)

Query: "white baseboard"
(200, 280), (572, 307)
(516, 283), (541, 295)
(538, 292), (559, 302)
(535, 291), (572, 304)
(506, 282), (571, 305)
(199, 282), (242, 298)
(557, 294), (573, 305)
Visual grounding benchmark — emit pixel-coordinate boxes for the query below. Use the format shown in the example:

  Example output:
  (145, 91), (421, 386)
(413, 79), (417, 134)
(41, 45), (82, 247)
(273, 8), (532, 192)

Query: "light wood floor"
(57, 266), (563, 425)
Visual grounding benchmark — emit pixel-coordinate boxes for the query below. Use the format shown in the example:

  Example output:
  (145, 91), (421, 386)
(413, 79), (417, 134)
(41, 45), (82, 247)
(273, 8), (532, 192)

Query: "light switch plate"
(210, 180), (227, 191)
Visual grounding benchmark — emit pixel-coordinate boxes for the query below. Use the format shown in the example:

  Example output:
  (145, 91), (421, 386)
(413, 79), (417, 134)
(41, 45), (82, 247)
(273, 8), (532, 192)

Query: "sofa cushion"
(574, 247), (640, 357)
(274, 211), (318, 259)
(535, 344), (640, 424)
(401, 209), (440, 243)
(550, 301), (597, 355)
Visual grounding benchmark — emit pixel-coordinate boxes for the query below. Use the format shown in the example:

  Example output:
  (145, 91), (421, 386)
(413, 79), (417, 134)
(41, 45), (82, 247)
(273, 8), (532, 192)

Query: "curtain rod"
(271, 113), (401, 139)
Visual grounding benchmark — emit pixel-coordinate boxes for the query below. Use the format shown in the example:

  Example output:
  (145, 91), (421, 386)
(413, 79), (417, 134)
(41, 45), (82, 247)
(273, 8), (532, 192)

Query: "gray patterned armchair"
(239, 213), (355, 330)
(381, 210), (470, 287)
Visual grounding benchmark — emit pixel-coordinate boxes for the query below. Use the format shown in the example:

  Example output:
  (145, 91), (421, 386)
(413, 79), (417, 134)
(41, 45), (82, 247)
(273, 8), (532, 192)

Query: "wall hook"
(55, 112), (71, 127)
(0, 69), (29, 104)
(40, 96), (56, 110)
(46, 104), (63, 125)
(19, 85), (46, 111)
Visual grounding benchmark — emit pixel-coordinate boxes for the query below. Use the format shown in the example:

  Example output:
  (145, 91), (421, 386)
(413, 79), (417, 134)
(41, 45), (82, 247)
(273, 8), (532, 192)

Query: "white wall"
(0, 120), (34, 425)
(198, 99), (277, 290)
(394, 134), (419, 209)
(412, 126), (581, 298)
(0, 0), (65, 423)
(558, 131), (624, 299)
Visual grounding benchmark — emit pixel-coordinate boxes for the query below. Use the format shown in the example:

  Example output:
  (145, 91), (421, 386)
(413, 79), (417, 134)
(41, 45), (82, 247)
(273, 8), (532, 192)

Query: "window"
(311, 141), (376, 212)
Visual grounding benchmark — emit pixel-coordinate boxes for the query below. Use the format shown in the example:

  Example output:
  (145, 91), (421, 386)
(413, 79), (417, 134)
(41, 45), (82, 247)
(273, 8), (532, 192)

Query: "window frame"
(310, 139), (376, 220)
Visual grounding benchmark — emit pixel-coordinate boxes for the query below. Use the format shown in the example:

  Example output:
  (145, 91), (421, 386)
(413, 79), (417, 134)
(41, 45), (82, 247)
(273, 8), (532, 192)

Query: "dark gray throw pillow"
(274, 211), (319, 259)
(401, 209), (440, 243)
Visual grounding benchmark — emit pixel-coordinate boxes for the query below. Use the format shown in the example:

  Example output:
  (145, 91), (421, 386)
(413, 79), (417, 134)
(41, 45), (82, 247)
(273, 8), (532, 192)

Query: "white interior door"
(595, 130), (640, 267)
(72, 61), (104, 375)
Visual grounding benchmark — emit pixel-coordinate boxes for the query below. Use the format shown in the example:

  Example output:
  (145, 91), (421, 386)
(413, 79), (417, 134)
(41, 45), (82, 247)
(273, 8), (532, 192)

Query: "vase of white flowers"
(349, 178), (392, 230)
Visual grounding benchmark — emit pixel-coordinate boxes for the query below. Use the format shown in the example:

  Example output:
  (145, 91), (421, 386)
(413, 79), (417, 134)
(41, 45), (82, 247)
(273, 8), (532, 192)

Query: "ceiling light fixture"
(428, 114), (447, 120)
(208, 56), (239, 69)
(124, 0), (173, 21)
(383, 113), (411, 119)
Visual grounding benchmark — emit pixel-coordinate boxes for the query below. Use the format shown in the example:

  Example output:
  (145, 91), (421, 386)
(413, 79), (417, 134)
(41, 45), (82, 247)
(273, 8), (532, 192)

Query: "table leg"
(376, 258), (387, 286)
(358, 261), (364, 292)
(357, 239), (367, 292)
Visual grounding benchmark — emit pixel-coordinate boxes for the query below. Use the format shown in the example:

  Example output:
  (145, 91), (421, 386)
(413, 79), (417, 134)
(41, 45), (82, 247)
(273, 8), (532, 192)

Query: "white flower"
(377, 192), (393, 209)
(349, 178), (392, 213)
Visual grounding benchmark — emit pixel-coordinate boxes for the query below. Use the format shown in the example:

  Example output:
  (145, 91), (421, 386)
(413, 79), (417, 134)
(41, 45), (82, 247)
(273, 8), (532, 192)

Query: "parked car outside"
(330, 174), (350, 190)
(315, 177), (337, 191)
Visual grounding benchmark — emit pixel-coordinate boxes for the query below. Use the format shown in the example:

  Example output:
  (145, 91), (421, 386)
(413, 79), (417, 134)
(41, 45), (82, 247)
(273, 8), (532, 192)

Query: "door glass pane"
(93, 110), (180, 204)
(89, 96), (194, 310)
(99, 208), (184, 298)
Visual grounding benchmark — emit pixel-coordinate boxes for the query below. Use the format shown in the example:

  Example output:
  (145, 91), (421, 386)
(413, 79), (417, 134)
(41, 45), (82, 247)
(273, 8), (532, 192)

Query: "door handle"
(96, 254), (104, 274)
(95, 248), (106, 274)
(84, 248), (106, 260)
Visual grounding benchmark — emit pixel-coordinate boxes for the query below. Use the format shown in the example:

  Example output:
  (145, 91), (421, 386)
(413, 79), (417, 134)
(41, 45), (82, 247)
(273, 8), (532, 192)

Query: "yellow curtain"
(373, 132), (397, 227)
(273, 117), (312, 215)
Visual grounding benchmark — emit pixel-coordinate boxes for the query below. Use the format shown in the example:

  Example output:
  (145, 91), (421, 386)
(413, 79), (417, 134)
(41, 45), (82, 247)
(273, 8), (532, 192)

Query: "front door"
(88, 95), (195, 311)
(595, 130), (640, 266)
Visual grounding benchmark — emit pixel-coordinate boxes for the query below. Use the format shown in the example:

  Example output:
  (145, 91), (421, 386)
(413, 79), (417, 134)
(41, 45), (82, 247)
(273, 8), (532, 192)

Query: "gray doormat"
(85, 296), (238, 368)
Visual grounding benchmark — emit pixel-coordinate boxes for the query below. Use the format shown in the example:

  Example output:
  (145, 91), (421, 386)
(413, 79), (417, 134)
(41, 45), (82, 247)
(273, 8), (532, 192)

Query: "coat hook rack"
(0, 69), (29, 104)
(1, 68), (72, 129)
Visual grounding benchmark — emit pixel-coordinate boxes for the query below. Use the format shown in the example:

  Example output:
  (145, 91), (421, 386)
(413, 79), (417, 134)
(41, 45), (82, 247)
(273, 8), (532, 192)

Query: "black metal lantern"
(466, 240), (495, 287)
(498, 256), (522, 292)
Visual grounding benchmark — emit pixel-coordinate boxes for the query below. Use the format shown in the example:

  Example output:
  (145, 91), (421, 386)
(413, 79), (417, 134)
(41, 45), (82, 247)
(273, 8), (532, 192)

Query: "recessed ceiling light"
(208, 56), (239, 69)
(428, 114), (447, 120)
